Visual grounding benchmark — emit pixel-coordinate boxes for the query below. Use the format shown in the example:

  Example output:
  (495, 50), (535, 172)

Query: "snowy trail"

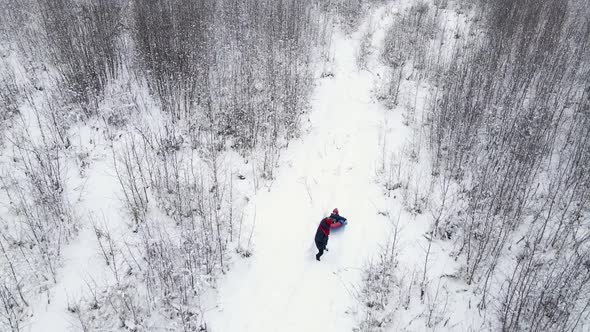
(207, 12), (396, 332)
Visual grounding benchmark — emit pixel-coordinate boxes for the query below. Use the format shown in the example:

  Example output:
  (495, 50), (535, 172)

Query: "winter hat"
(333, 208), (339, 214)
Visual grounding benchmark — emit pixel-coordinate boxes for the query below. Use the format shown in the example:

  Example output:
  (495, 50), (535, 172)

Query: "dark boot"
(316, 247), (324, 261)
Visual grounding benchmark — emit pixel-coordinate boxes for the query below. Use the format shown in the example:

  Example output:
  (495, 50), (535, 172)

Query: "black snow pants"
(314, 230), (328, 260)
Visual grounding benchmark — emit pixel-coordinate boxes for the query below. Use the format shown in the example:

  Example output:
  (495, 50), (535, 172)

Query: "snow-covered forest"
(0, 0), (588, 331)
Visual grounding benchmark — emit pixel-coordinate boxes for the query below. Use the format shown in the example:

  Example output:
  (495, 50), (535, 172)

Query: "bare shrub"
(379, 2), (440, 107)
(358, 217), (401, 331)
(39, 0), (124, 115)
(0, 64), (20, 137)
(132, 0), (326, 180)
(427, 0), (590, 327)
(0, 102), (77, 329)
(75, 218), (209, 331)
(382, 3), (439, 71)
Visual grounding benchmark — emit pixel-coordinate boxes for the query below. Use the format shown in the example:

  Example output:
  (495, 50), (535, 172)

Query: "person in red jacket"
(314, 217), (333, 261)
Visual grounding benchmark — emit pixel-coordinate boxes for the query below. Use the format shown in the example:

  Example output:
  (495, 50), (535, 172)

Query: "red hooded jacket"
(318, 217), (333, 236)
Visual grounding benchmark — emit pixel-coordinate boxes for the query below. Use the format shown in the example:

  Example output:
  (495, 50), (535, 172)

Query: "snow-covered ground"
(205, 7), (407, 332)
(13, 9), (400, 330)
(10, 15), (394, 331)
(8, 2), (481, 331)
(24, 126), (130, 331)
(3, 1), (586, 330)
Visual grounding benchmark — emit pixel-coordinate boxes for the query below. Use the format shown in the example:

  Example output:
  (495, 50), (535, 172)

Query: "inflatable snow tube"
(330, 220), (347, 229)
